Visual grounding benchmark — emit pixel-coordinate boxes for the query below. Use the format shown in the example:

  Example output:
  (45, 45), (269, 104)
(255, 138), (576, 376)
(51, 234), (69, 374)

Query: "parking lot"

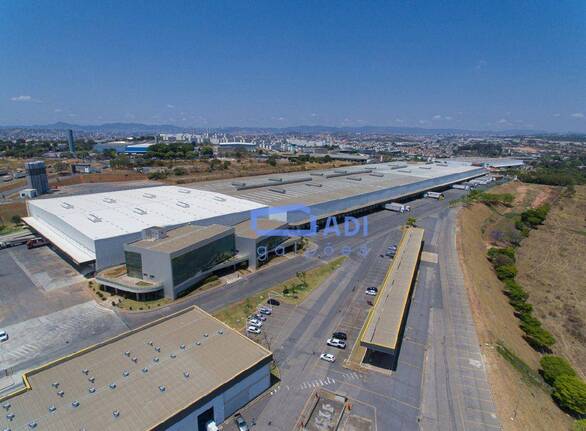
(224, 190), (498, 431)
(0, 244), (128, 380)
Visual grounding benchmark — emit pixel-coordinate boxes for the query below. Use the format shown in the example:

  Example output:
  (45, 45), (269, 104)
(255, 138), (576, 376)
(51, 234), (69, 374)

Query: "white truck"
(452, 184), (470, 191)
(384, 202), (411, 213)
(424, 191), (445, 200)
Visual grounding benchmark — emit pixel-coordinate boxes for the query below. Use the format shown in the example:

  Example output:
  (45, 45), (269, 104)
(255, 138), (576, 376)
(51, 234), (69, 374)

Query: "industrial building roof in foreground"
(26, 186), (266, 240)
(0, 307), (272, 431)
(361, 227), (424, 353)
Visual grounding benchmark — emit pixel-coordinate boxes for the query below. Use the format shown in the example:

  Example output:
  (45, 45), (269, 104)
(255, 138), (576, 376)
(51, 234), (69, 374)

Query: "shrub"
(510, 299), (533, 314)
(540, 355), (577, 386)
(553, 375), (586, 415)
(503, 280), (529, 302)
(487, 247), (516, 262)
(495, 264), (517, 280)
(519, 311), (542, 328)
(573, 419), (586, 431)
(523, 325), (556, 351)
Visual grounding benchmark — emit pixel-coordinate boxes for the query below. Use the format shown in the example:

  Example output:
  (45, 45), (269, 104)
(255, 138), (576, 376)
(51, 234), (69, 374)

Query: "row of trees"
(487, 246), (555, 350)
(485, 199), (586, 421)
(540, 355), (586, 417)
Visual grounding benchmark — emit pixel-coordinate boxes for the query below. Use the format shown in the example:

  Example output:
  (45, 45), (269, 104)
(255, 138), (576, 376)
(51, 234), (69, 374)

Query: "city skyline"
(1, 0), (585, 132)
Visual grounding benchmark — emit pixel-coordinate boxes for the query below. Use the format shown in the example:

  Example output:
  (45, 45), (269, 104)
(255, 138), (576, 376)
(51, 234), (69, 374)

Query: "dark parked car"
(332, 331), (347, 341)
(267, 298), (280, 306)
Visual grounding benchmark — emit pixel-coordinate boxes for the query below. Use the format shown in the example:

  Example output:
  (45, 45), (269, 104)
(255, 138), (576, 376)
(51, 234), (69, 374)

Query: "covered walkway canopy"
(360, 227), (424, 355)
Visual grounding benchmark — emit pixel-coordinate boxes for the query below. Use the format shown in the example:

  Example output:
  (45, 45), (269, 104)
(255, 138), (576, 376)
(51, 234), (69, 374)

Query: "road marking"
(340, 380), (421, 411)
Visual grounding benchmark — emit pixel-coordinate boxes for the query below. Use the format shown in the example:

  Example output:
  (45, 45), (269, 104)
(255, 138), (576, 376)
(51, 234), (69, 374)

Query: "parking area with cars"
(223, 190), (498, 431)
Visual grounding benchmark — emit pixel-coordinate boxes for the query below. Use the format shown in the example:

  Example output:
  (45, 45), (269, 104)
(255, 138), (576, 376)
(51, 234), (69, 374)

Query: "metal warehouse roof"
(361, 227), (424, 353)
(0, 306), (272, 431)
(193, 162), (485, 206)
(27, 186), (266, 240)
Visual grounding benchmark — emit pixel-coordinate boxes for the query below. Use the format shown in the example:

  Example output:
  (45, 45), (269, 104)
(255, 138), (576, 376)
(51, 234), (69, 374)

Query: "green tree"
(172, 167), (187, 176)
(200, 146), (214, 158)
(11, 215), (22, 225)
(540, 355), (577, 386)
(495, 264), (517, 280)
(573, 419), (586, 431)
(553, 375), (586, 415)
(406, 216), (417, 227)
(267, 155), (278, 167)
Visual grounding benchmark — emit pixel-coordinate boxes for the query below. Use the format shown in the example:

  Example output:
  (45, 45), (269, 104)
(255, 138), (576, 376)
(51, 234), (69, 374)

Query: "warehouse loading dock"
(359, 227), (424, 370)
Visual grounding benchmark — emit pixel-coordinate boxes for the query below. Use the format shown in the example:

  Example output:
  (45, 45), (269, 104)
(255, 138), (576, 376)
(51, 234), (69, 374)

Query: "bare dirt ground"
(516, 185), (586, 377)
(457, 181), (572, 431)
(164, 159), (353, 184)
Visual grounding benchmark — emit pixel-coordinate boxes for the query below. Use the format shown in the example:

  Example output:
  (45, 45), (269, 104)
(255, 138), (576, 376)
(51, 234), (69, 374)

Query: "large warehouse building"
(0, 306), (273, 431)
(23, 161), (486, 276)
(24, 186), (266, 270)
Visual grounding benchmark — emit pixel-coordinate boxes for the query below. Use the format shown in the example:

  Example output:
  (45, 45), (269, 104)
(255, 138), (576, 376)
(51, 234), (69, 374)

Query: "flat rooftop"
(234, 218), (287, 239)
(129, 224), (233, 254)
(0, 306), (272, 431)
(27, 186), (266, 240)
(192, 161), (485, 207)
(361, 227), (424, 354)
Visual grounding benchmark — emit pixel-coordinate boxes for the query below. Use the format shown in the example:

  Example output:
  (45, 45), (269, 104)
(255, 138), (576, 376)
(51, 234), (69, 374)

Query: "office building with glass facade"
(98, 224), (242, 299)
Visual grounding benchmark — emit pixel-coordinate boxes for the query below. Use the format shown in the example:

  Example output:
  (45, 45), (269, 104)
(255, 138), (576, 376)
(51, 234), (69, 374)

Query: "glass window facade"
(172, 235), (235, 286)
(125, 251), (143, 279)
(257, 236), (286, 252)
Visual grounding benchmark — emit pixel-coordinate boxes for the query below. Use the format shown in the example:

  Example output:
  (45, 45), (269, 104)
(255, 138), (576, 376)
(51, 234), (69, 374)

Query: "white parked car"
(246, 326), (261, 334)
(0, 330), (8, 342)
(248, 319), (262, 328)
(251, 313), (266, 321)
(320, 353), (336, 363)
(258, 307), (272, 315)
(365, 289), (377, 296)
(327, 338), (346, 349)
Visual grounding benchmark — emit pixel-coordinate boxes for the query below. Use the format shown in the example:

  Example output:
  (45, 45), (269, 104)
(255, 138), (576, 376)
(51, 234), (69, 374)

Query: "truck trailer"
(452, 184), (470, 191)
(385, 202), (411, 213)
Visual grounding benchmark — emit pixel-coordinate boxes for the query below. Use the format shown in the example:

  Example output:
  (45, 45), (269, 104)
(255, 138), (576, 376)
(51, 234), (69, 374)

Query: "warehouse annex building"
(0, 306), (273, 431)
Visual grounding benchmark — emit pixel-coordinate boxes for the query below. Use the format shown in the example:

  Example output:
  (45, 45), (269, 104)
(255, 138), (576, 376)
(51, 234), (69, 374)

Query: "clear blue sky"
(1, 1), (585, 132)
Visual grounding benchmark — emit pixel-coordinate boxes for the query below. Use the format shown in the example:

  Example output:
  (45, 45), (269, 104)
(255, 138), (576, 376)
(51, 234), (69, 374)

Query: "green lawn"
(0, 225), (26, 236)
(213, 256), (347, 330)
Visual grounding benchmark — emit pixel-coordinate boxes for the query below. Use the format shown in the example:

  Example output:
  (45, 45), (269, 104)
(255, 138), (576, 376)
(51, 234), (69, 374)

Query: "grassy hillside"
(516, 185), (586, 376)
(457, 181), (572, 431)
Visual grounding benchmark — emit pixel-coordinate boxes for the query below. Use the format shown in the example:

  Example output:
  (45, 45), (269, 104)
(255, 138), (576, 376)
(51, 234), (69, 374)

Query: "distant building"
(160, 133), (196, 142)
(67, 129), (76, 153)
(71, 163), (92, 174)
(124, 142), (155, 154)
(215, 142), (257, 155)
(25, 160), (49, 195)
